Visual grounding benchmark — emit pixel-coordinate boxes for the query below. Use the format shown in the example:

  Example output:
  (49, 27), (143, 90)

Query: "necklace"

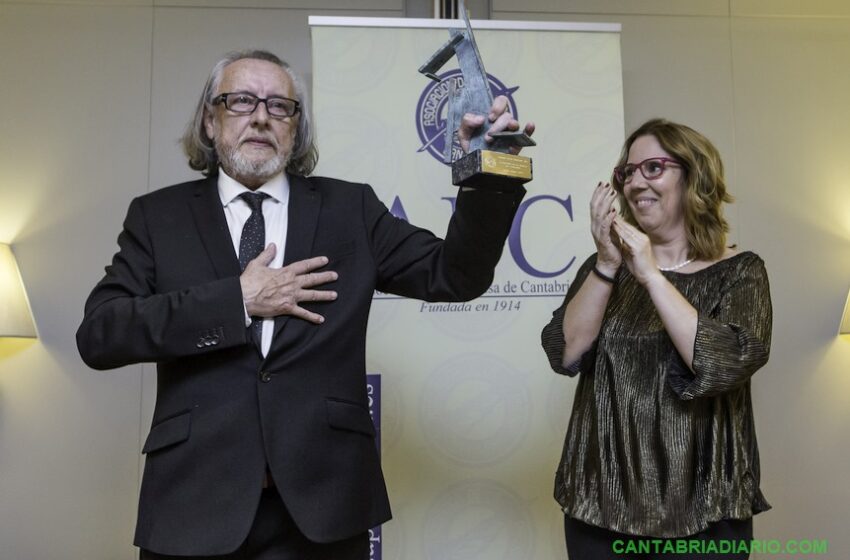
(658, 258), (694, 272)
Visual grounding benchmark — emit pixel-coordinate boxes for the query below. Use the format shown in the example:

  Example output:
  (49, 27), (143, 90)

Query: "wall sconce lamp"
(0, 243), (37, 338)
(841, 288), (850, 336)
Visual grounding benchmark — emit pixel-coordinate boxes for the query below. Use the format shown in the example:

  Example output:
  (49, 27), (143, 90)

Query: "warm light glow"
(0, 243), (37, 338)
(0, 337), (37, 359)
(841, 288), (850, 336)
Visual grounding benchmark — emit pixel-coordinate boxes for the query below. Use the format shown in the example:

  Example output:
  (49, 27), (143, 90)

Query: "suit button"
(259, 371), (272, 383)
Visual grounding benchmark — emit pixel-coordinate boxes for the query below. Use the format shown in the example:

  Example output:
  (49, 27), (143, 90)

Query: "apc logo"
(389, 194), (575, 279)
(415, 69), (520, 164)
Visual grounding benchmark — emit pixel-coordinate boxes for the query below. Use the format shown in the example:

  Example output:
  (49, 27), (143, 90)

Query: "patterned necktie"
(238, 191), (270, 347)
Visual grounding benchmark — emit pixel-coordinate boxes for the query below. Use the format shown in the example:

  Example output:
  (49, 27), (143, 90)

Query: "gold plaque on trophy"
(452, 150), (533, 191)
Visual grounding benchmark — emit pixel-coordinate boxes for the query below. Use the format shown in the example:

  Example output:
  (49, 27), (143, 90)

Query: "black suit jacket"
(77, 174), (524, 555)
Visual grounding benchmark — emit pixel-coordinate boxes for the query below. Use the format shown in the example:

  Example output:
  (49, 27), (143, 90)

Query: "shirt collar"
(217, 167), (290, 207)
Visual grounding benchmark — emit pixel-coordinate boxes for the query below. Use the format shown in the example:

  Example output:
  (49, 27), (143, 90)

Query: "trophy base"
(452, 150), (533, 191)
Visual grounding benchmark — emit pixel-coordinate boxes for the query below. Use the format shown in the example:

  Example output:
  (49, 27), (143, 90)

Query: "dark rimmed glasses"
(614, 157), (682, 183)
(213, 92), (301, 118)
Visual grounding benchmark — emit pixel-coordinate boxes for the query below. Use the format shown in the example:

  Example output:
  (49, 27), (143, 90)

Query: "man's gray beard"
(217, 141), (289, 185)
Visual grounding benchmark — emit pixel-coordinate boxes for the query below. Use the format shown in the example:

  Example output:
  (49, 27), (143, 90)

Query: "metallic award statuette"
(419, 0), (535, 191)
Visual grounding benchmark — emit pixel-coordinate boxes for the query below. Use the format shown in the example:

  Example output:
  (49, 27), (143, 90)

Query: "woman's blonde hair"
(612, 118), (733, 261)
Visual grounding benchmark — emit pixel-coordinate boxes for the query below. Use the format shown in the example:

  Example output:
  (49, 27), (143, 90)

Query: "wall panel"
(731, 17), (850, 557)
(0, 5), (153, 559)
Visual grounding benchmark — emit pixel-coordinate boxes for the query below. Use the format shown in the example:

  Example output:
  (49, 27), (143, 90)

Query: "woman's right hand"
(590, 181), (622, 275)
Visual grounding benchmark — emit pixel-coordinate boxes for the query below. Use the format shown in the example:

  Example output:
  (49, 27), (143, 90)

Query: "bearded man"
(77, 49), (533, 560)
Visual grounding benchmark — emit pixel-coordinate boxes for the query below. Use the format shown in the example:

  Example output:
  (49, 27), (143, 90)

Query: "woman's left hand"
(612, 217), (662, 286)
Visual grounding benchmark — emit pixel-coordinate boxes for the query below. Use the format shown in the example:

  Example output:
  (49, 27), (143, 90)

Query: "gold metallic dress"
(541, 251), (772, 538)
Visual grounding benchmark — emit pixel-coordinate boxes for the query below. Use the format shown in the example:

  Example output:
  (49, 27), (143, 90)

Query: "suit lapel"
(272, 175), (321, 340)
(189, 176), (241, 279)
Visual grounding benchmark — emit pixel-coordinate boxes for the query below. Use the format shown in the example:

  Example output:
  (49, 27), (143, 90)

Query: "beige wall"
(1, 0), (848, 558)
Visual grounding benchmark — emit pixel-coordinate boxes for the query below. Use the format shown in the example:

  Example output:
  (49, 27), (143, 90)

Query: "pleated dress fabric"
(541, 251), (772, 538)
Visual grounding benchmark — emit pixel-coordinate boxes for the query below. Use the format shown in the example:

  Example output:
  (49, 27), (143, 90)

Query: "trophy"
(419, 0), (535, 191)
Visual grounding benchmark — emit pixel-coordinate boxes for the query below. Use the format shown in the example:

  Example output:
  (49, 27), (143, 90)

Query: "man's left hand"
(456, 95), (535, 155)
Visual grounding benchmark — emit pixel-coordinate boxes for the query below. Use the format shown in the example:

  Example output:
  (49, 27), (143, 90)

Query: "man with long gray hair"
(77, 49), (533, 559)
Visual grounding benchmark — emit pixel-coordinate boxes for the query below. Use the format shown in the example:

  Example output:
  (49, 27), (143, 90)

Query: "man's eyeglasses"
(613, 157), (682, 183)
(213, 92), (301, 118)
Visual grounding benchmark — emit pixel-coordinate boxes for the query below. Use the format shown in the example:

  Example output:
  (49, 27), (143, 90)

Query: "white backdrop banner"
(311, 16), (623, 559)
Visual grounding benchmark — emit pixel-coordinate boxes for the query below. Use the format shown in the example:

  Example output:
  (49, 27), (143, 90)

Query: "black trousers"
(564, 516), (753, 560)
(140, 488), (369, 560)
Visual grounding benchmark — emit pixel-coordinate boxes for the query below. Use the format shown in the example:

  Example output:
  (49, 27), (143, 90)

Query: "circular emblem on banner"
(423, 479), (535, 560)
(415, 69), (520, 165)
(418, 353), (531, 467)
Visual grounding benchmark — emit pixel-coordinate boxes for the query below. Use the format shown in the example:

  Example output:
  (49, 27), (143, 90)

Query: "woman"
(541, 119), (772, 559)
